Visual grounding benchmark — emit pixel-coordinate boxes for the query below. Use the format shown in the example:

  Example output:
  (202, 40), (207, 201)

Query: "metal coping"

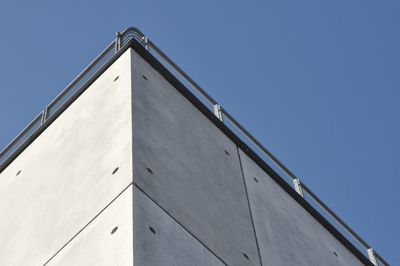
(0, 27), (389, 266)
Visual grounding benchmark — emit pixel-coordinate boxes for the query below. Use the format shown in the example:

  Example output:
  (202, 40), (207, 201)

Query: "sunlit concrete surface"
(47, 185), (133, 266)
(0, 49), (133, 265)
(0, 45), (370, 266)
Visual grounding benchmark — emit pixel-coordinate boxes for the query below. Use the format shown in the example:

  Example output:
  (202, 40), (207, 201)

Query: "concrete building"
(0, 28), (388, 266)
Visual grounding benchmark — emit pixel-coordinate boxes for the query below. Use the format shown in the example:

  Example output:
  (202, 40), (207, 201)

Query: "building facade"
(0, 28), (387, 266)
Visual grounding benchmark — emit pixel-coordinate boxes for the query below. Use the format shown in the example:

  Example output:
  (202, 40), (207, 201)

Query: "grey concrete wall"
(131, 49), (366, 266)
(133, 187), (225, 266)
(131, 50), (261, 266)
(0, 46), (367, 266)
(238, 150), (364, 266)
(0, 49), (134, 265)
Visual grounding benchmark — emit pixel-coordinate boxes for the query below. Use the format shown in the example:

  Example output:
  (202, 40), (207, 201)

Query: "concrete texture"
(47, 185), (133, 266)
(133, 187), (225, 266)
(131, 50), (261, 266)
(0, 49), (133, 265)
(238, 149), (363, 266)
(0, 44), (369, 266)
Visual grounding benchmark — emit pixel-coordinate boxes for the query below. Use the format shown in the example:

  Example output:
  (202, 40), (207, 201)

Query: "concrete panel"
(47, 185), (133, 266)
(132, 51), (260, 266)
(133, 187), (224, 266)
(238, 149), (364, 266)
(0, 49), (133, 265)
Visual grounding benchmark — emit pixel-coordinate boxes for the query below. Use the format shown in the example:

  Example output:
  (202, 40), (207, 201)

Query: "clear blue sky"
(0, 0), (398, 263)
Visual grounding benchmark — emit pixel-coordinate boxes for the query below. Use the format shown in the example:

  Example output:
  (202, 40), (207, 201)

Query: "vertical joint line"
(293, 178), (304, 198)
(236, 147), (264, 266)
(367, 248), (378, 266)
(213, 104), (223, 122)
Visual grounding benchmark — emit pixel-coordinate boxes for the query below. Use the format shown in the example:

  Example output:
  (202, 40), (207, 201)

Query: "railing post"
(367, 248), (378, 266)
(293, 178), (304, 197)
(213, 104), (223, 122)
(41, 107), (48, 125)
(115, 32), (122, 53)
(141, 35), (149, 50)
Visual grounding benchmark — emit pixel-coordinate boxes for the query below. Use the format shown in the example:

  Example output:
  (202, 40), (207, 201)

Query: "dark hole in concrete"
(225, 150), (230, 156)
(243, 253), (249, 260)
(333, 251), (338, 257)
(114, 76), (119, 82)
(112, 167), (119, 175)
(146, 167), (153, 174)
(16, 170), (22, 176)
(111, 226), (118, 235)
(149, 226), (156, 234)
(253, 177), (259, 183)
(142, 75), (148, 80)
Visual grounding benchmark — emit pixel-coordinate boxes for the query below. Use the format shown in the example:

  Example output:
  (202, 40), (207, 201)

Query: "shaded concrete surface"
(133, 186), (225, 266)
(0, 44), (371, 266)
(47, 185), (133, 266)
(132, 51), (261, 266)
(0, 49), (133, 265)
(238, 149), (363, 266)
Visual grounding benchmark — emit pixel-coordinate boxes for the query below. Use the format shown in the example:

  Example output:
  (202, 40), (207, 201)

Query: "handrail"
(222, 107), (299, 180)
(0, 27), (388, 265)
(0, 113), (42, 158)
(301, 183), (370, 248)
(47, 41), (115, 109)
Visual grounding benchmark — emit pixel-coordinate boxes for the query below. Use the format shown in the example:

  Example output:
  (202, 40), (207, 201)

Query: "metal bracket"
(213, 104), (223, 122)
(368, 248), (378, 266)
(41, 107), (48, 125)
(141, 35), (149, 50)
(293, 178), (304, 197)
(115, 32), (122, 53)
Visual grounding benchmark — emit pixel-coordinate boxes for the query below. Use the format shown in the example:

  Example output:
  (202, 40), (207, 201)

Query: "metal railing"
(0, 27), (388, 266)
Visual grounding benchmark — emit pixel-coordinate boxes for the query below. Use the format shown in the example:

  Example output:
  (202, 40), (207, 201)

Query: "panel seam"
(236, 147), (264, 266)
(129, 42), (374, 265)
(134, 184), (228, 266)
(42, 182), (133, 265)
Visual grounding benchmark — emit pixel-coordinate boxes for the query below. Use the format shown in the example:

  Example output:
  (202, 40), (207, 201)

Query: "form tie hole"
(16, 170), (22, 176)
(253, 177), (259, 183)
(142, 75), (148, 80)
(224, 150), (230, 156)
(146, 167), (153, 174)
(112, 167), (119, 175)
(111, 226), (118, 235)
(333, 251), (338, 257)
(243, 253), (249, 260)
(114, 76), (119, 82)
(149, 226), (156, 234)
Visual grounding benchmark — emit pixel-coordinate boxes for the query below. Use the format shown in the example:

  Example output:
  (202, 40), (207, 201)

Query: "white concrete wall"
(47, 185), (133, 266)
(0, 45), (370, 266)
(0, 49), (133, 266)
